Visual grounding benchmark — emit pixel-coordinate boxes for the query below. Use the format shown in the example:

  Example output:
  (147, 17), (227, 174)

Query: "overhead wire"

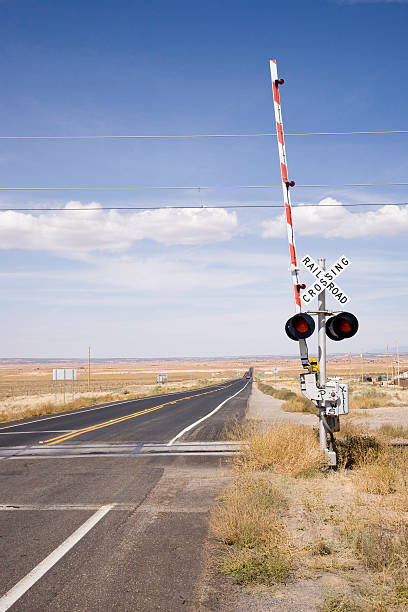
(0, 202), (406, 212)
(0, 130), (407, 140)
(0, 182), (408, 191)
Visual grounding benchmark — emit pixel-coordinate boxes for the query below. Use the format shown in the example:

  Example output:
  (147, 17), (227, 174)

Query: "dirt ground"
(214, 383), (408, 612)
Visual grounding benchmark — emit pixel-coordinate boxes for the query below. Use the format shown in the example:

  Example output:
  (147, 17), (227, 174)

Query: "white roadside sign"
(300, 254), (351, 306)
(53, 368), (77, 381)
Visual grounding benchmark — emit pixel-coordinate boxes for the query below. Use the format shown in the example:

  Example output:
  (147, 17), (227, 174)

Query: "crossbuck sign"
(300, 254), (351, 305)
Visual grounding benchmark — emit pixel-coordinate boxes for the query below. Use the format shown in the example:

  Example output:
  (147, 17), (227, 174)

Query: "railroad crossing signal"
(300, 254), (351, 306)
(285, 313), (315, 341)
(326, 312), (359, 341)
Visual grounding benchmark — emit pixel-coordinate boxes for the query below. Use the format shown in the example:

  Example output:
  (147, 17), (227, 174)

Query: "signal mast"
(269, 60), (358, 465)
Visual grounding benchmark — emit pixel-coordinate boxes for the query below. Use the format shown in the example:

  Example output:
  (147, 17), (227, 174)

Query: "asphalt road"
(0, 377), (251, 611)
(0, 377), (249, 449)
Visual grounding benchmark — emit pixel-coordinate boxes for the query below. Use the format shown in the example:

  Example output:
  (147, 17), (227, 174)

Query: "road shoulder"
(246, 383), (316, 427)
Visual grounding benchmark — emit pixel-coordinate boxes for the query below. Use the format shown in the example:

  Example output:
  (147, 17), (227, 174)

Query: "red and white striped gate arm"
(269, 59), (301, 313)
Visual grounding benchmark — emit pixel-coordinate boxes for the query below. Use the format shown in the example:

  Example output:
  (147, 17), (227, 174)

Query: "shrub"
(335, 430), (382, 469)
(220, 548), (291, 585)
(257, 382), (297, 401)
(319, 593), (363, 612)
(353, 447), (408, 495)
(318, 593), (363, 612)
(346, 522), (408, 571)
(211, 473), (287, 549)
(281, 394), (316, 414)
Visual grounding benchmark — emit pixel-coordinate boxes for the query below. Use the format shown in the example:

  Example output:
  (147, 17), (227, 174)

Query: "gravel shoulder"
(246, 383), (317, 428)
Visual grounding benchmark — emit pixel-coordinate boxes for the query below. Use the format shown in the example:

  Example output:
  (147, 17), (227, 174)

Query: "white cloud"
(261, 198), (408, 239)
(0, 202), (238, 252)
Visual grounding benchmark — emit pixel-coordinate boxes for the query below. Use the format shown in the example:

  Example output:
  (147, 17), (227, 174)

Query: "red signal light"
(326, 312), (358, 341)
(338, 320), (352, 333)
(295, 319), (309, 334)
(275, 78), (284, 85)
(288, 180), (295, 187)
(285, 313), (315, 341)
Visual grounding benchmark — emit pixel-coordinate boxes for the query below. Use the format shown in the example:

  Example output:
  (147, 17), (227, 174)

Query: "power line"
(0, 182), (407, 191)
(0, 130), (407, 140)
(1, 202), (406, 212)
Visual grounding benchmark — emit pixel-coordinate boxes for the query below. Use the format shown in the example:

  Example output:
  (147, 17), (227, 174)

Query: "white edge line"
(0, 503), (114, 611)
(0, 380), (235, 432)
(167, 380), (250, 446)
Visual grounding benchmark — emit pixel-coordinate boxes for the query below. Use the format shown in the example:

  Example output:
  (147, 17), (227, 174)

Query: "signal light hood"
(285, 313), (315, 341)
(326, 312), (358, 341)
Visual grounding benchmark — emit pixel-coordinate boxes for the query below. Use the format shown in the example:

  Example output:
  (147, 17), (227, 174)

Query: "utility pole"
(386, 344), (389, 385)
(391, 353), (395, 383)
(397, 342), (400, 387)
(317, 258), (327, 452)
(361, 352), (364, 383)
(88, 347), (91, 392)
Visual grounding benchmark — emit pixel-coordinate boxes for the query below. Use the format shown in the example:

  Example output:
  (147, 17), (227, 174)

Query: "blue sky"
(0, 0), (407, 358)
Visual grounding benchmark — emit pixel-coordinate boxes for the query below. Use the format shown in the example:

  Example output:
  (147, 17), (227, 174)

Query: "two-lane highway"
(0, 376), (251, 611)
(0, 377), (249, 450)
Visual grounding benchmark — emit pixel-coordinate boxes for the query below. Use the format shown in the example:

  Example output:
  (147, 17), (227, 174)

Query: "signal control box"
(299, 372), (349, 416)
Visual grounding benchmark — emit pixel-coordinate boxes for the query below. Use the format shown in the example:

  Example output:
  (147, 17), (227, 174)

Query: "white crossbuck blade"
(300, 254), (351, 305)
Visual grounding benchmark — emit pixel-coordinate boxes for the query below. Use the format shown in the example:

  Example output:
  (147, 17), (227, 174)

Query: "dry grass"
(258, 378), (408, 418)
(211, 423), (324, 586)
(211, 472), (288, 549)
(212, 421), (408, 609)
(350, 387), (400, 410)
(377, 423), (408, 439)
(257, 381), (316, 414)
(211, 472), (292, 585)
(237, 422), (325, 476)
(257, 382), (297, 401)
(0, 358), (241, 422)
(0, 377), (223, 423)
(0, 393), (122, 423)
(352, 449), (408, 495)
(281, 394), (317, 414)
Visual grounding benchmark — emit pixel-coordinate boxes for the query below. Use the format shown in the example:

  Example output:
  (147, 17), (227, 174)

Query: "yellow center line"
(39, 383), (235, 446)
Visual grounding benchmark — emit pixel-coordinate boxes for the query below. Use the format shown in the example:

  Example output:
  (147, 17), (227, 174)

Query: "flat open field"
(255, 354), (408, 386)
(0, 357), (250, 423)
(0, 359), (246, 400)
(1, 354), (406, 424)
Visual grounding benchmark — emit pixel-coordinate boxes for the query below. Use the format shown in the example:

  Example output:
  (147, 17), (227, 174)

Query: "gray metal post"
(317, 258), (327, 451)
(72, 376), (74, 402)
(64, 370), (66, 404)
